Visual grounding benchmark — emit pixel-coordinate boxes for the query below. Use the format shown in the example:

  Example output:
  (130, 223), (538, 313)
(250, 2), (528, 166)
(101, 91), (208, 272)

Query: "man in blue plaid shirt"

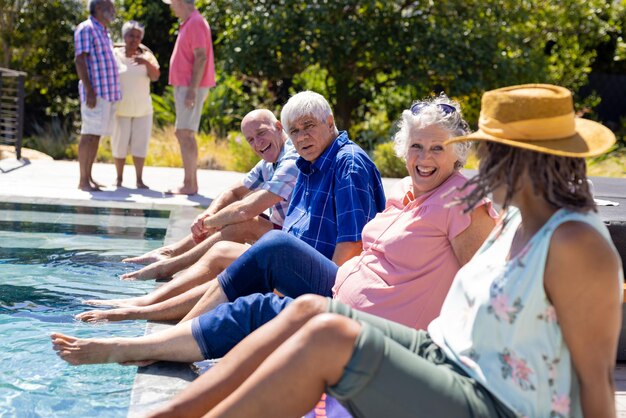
(76, 92), (386, 323)
(281, 91), (386, 264)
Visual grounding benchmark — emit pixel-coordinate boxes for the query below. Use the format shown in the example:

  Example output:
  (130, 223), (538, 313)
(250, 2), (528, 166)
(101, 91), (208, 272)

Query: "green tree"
(193, 0), (614, 133)
(1, 0), (85, 123)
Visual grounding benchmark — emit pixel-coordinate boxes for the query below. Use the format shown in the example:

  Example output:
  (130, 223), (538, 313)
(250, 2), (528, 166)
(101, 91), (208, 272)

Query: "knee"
(300, 313), (360, 350)
(256, 230), (296, 251)
(285, 294), (329, 323)
(205, 241), (240, 267)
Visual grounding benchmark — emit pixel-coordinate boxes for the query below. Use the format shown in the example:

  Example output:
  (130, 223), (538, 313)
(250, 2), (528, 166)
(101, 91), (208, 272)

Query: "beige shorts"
(111, 114), (153, 158)
(80, 98), (116, 136)
(174, 86), (210, 132)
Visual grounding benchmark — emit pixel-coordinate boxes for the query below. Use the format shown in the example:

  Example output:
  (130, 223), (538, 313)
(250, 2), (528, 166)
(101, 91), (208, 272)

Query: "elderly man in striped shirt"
(74, 0), (121, 191)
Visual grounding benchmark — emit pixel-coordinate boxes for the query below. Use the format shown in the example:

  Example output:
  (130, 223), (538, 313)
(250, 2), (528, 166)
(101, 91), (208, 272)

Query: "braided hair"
(459, 142), (595, 213)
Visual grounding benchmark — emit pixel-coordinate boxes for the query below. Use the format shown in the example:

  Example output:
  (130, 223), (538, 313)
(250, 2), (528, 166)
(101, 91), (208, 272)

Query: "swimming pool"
(0, 202), (169, 417)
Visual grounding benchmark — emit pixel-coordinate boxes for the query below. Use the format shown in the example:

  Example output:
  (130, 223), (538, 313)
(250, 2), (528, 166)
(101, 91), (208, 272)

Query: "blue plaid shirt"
(283, 131), (386, 259)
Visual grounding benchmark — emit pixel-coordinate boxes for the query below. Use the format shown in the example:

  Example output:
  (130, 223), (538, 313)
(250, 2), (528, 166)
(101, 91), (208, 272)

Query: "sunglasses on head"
(410, 103), (457, 115)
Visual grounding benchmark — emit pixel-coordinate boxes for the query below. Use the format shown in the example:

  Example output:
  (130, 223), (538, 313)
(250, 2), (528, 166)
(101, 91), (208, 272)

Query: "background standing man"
(163, 0), (216, 195)
(74, 0), (121, 191)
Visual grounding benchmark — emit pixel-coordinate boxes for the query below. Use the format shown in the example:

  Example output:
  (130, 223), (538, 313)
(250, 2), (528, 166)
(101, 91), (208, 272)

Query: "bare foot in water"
(82, 295), (149, 308)
(122, 247), (175, 265)
(75, 308), (137, 323)
(119, 260), (172, 281)
(51, 332), (124, 365)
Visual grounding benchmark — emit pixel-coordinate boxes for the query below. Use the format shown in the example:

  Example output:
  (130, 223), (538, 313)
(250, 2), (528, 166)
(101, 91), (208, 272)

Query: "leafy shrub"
(372, 142), (405, 178)
(151, 88), (177, 128)
(23, 117), (78, 159)
(226, 131), (260, 172)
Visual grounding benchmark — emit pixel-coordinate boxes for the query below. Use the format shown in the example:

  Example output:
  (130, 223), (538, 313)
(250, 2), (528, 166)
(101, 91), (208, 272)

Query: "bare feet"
(51, 332), (123, 365)
(90, 178), (105, 189)
(75, 308), (137, 323)
(119, 260), (172, 281)
(82, 295), (148, 308)
(166, 185), (198, 195)
(78, 182), (101, 192)
(122, 248), (174, 265)
(136, 180), (149, 189)
(116, 178), (123, 187)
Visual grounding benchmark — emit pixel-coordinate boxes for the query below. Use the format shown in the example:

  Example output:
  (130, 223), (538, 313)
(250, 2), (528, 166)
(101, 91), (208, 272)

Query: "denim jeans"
(217, 230), (339, 301)
(191, 292), (293, 359)
(193, 230), (339, 358)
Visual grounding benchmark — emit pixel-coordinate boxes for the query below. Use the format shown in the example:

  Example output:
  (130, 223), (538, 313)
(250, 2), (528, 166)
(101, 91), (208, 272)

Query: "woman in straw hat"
(148, 84), (621, 418)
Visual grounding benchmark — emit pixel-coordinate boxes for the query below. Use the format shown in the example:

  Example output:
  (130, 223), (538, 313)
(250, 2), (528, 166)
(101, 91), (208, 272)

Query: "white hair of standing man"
(280, 91), (339, 137)
(162, 0), (195, 4)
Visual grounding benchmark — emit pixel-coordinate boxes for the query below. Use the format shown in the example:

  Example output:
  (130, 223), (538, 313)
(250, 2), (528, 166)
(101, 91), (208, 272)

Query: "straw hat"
(446, 84), (616, 157)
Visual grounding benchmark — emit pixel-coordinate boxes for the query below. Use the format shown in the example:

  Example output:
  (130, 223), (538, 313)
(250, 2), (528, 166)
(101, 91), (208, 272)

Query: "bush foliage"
(2, 0), (625, 164)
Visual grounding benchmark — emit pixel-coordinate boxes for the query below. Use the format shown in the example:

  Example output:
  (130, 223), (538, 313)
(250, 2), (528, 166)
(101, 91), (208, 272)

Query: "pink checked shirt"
(74, 16), (121, 102)
(332, 172), (498, 330)
(169, 10), (216, 88)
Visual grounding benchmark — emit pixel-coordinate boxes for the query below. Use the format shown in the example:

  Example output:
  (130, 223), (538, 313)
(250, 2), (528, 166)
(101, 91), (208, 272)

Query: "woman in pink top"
(49, 95), (498, 418)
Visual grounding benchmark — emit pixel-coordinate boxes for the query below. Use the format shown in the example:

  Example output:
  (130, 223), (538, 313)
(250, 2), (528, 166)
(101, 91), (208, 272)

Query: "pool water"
(0, 202), (169, 417)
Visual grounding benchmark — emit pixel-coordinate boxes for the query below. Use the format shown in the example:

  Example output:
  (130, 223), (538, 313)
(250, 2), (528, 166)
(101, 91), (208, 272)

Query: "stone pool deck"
(1, 155), (626, 416)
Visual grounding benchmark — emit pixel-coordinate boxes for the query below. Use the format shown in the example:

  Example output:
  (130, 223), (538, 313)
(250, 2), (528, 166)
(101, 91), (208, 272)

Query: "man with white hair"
(77, 91), (386, 323)
(74, 0), (120, 191)
(162, 0), (216, 195)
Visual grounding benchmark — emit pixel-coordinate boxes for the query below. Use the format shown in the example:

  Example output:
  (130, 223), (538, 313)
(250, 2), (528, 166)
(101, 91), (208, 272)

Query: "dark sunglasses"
(410, 103), (457, 115)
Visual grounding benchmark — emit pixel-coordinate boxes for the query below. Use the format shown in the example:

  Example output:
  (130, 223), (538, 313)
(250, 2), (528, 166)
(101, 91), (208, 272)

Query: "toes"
(75, 312), (102, 322)
(50, 332), (77, 343)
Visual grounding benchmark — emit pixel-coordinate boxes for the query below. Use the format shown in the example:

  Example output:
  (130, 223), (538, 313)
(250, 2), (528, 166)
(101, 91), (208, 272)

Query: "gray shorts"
(326, 299), (516, 418)
(174, 86), (210, 132)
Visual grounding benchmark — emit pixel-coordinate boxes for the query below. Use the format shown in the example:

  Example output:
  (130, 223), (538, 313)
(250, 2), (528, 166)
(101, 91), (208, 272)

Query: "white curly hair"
(393, 93), (472, 170)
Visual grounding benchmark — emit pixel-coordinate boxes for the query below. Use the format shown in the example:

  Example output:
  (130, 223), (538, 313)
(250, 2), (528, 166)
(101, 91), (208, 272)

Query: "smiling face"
(124, 28), (143, 53)
(288, 115), (336, 162)
(241, 116), (285, 163)
(405, 124), (458, 197)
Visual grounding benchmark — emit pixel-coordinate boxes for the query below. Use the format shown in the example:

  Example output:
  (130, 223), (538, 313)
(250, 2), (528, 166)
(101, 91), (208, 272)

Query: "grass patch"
(96, 126), (260, 173)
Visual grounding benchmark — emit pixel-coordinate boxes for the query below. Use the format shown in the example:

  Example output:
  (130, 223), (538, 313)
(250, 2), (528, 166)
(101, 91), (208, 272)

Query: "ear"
(326, 115), (334, 129)
(275, 120), (284, 132)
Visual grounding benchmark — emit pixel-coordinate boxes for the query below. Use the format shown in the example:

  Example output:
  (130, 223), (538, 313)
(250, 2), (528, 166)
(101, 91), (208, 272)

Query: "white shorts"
(112, 114), (153, 158)
(174, 86), (209, 132)
(80, 98), (116, 136)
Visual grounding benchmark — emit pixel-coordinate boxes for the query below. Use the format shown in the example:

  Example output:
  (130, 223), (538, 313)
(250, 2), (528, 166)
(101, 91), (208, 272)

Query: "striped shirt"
(242, 139), (300, 226)
(283, 131), (386, 259)
(74, 16), (121, 102)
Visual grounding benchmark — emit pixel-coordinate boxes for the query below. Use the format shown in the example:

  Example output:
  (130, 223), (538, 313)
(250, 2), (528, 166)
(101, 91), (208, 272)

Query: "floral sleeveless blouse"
(428, 208), (622, 417)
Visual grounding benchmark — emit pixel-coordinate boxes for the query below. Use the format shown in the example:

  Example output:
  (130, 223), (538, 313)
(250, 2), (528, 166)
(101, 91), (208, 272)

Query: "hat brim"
(446, 118), (616, 158)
